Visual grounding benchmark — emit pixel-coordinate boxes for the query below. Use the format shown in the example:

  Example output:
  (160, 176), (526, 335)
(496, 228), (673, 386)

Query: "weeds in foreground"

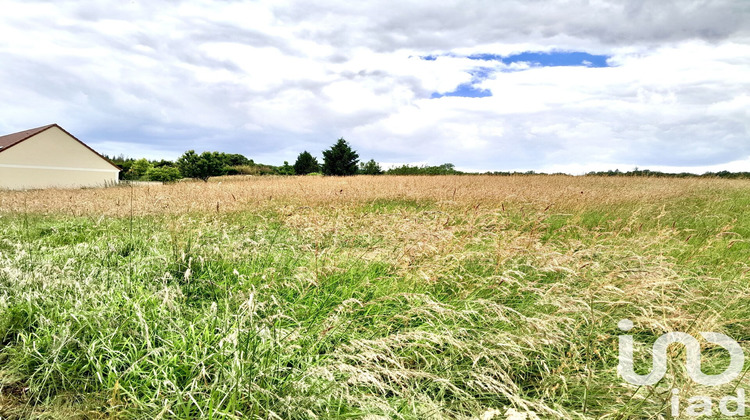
(1, 176), (749, 418)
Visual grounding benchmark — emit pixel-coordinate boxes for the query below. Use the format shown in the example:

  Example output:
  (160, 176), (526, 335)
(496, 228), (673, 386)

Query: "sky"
(1, 0), (749, 174)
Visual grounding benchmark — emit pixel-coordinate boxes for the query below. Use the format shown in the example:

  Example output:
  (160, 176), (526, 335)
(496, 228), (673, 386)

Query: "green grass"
(2, 181), (750, 419)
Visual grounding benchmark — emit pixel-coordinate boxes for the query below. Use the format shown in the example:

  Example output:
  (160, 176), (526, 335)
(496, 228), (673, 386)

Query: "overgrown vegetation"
(1, 176), (749, 418)
(584, 168), (750, 179)
(386, 162), (460, 175)
(359, 159), (383, 175)
(107, 153), (278, 181)
(108, 148), (750, 182)
(176, 150), (229, 182)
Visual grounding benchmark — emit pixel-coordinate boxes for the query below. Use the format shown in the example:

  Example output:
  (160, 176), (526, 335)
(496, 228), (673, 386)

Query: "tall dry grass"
(1, 175), (750, 419)
(0, 175), (741, 216)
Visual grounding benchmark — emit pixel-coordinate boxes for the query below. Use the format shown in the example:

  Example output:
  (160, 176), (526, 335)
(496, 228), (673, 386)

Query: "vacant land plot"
(1, 175), (750, 419)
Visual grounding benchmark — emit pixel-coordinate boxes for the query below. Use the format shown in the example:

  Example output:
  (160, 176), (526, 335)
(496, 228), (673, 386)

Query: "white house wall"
(0, 126), (119, 190)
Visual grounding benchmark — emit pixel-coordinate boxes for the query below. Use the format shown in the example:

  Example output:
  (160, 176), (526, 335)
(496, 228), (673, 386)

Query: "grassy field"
(1, 175), (750, 419)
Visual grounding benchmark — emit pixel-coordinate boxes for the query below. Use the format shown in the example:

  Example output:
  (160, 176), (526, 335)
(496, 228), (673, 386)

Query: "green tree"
(359, 159), (383, 175)
(106, 154), (135, 180)
(223, 153), (253, 167)
(176, 150), (226, 182)
(153, 159), (176, 168)
(385, 163), (459, 175)
(277, 161), (295, 175)
(145, 166), (182, 183)
(293, 151), (320, 175)
(128, 158), (152, 180)
(321, 138), (359, 176)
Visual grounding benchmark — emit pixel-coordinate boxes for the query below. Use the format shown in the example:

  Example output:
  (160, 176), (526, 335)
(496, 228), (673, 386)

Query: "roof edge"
(0, 124), (56, 153)
(0, 124), (121, 171)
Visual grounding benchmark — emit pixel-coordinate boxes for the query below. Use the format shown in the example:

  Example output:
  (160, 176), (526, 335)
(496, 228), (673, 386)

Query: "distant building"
(0, 124), (120, 190)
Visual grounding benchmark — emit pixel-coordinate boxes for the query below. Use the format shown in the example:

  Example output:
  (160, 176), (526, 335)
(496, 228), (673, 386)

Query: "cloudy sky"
(1, 0), (749, 173)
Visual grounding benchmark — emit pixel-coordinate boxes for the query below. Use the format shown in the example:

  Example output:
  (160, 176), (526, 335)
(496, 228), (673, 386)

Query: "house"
(0, 124), (120, 190)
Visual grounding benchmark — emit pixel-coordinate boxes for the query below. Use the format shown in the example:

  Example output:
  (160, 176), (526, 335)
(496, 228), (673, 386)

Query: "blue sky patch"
(431, 83), (492, 98)
(468, 51), (610, 67)
(420, 51), (611, 68)
(427, 51), (610, 98)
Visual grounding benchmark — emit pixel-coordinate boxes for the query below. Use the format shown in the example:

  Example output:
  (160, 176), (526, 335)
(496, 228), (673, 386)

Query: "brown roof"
(0, 123), (120, 170)
(0, 124), (56, 151)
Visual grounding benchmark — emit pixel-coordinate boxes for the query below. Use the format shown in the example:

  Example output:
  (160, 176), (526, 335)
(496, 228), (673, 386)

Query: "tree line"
(108, 138), (393, 182)
(107, 138), (750, 183)
(582, 168), (750, 179)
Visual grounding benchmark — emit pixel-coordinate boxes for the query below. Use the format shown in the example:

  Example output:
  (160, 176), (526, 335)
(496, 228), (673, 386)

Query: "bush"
(177, 150), (227, 182)
(276, 161), (294, 175)
(127, 158), (153, 180)
(223, 153), (253, 167)
(228, 165), (261, 175)
(145, 166), (182, 183)
(386, 163), (460, 175)
(359, 159), (383, 175)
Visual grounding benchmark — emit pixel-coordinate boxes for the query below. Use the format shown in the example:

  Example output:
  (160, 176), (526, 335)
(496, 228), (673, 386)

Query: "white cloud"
(0, 0), (748, 172)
